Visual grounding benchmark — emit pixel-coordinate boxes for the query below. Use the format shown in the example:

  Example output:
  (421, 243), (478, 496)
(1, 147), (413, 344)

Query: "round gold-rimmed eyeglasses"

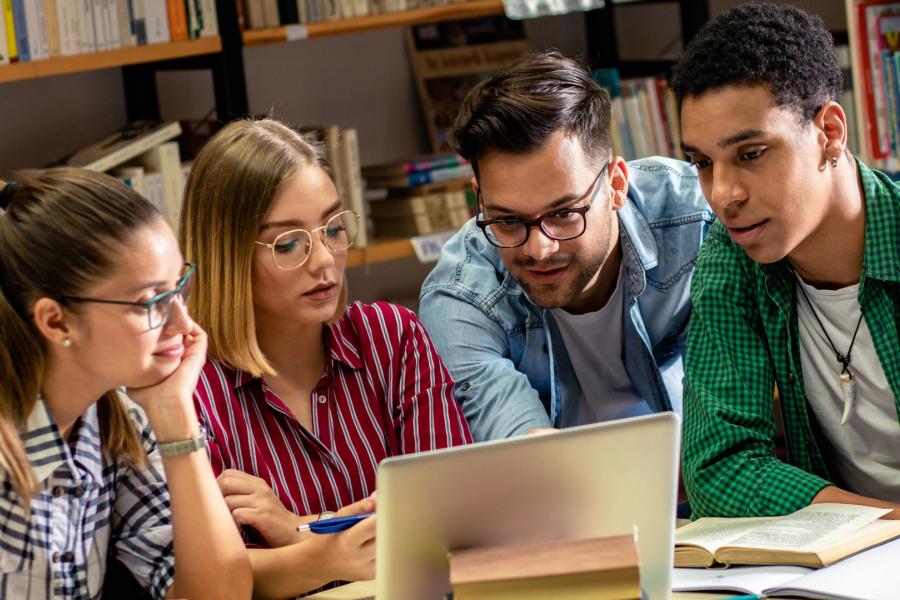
(255, 209), (361, 270)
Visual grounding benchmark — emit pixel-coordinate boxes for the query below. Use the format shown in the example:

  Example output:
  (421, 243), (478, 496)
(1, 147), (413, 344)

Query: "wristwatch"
(158, 426), (207, 457)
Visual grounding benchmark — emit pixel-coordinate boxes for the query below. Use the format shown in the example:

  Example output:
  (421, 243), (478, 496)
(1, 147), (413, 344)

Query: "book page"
(675, 517), (774, 554)
(727, 504), (890, 552)
(672, 565), (812, 595)
(767, 537), (900, 600)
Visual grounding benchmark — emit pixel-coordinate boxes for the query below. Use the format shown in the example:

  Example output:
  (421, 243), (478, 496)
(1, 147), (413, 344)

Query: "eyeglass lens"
(270, 211), (360, 270)
(485, 211), (587, 247)
(148, 268), (195, 329)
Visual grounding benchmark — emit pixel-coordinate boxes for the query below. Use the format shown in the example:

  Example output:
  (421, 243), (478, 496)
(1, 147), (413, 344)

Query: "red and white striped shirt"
(193, 301), (471, 541)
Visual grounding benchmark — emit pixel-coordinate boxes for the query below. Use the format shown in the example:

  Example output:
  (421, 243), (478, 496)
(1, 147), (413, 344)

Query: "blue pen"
(296, 513), (374, 534)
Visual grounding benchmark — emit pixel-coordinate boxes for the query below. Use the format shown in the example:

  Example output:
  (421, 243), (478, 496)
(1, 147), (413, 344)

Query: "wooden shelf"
(347, 238), (417, 267)
(243, 0), (505, 46)
(0, 37), (222, 84)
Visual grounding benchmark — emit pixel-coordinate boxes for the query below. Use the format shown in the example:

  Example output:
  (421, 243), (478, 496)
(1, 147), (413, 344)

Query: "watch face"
(318, 511), (337, 521)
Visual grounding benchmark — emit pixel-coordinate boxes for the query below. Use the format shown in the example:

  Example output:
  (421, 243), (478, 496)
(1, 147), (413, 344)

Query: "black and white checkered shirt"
(0, 397), (176, 599)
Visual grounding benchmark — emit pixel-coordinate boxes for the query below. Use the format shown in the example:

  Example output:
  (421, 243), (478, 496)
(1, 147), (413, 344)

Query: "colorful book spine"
(11, 0), (29, 61)
(165, 0), (187, 40)
(2, 0), (17, 61)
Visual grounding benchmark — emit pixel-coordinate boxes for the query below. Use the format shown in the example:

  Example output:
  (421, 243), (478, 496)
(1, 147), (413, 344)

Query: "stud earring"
(831, 155), (839, 168)
(62, 338), (72, 348)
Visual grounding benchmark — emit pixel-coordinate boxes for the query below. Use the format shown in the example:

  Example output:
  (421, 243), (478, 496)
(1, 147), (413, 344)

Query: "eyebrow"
(259, 201), (343, 232)
(682, 129), (767, 155)
(484, 193), (583, 217)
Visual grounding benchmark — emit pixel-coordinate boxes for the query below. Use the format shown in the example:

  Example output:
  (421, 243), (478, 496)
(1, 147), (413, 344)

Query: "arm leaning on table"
(681, 227), (831, 518)
(419, 287), (554, 441)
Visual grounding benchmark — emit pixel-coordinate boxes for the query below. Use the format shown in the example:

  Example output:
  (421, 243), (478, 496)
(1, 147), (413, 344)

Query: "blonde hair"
(0, 169), (152, 508)
(180, 118), (349, 378)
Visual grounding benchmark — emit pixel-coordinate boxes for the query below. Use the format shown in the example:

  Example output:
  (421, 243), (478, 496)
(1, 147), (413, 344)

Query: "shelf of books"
(0, 38), (222, 85)
(845, 0), (900, 171)
(242, 0), (504, 46)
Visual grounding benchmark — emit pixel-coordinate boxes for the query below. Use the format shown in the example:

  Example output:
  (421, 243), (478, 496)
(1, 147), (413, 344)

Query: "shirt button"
(62, 551), (75, 562)
(460, 383), (471, 392)
(52, 552), (60, 563)
(72, 486), (85, 498)
(318, 395), (327, 404)
(788, 373), (795, 385)
(51, 486), (64, 498)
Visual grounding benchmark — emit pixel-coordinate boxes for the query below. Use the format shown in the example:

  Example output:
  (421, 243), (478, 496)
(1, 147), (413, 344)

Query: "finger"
(341, 515), (376, 547)
(335, 495), (377, 517)
(231, 507), (259, 528)
(217, 470), (260, 495)
(223, 493), (259, 512)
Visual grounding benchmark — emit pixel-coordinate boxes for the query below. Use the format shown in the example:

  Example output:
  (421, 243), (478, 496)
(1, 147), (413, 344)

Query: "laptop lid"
(375, 411), (680, 599)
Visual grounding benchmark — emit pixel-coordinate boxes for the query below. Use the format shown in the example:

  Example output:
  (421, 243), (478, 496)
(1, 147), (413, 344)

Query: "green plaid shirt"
(683, 159), (900, 518)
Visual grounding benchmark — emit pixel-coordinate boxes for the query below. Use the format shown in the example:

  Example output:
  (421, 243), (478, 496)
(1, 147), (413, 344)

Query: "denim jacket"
(419, 157), (714, 441)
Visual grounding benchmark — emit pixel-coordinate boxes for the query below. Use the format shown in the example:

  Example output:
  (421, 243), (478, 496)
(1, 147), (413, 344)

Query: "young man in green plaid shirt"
(670, 3), (900, 518)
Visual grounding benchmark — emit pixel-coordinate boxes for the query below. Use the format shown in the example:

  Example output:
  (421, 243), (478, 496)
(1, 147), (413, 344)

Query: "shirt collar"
(857, 159), (900, 283)
(759, 158), (900, 290)
(24, 398), (103, 485)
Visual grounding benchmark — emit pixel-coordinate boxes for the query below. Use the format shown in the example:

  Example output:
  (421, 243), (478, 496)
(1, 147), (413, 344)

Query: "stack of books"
(0, 0), (218, 64)
(362, 154), (473, 239)
(61, 120), (187, 228)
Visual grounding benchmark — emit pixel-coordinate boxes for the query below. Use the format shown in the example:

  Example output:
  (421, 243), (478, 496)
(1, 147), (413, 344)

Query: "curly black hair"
(670, 3), (842, 121)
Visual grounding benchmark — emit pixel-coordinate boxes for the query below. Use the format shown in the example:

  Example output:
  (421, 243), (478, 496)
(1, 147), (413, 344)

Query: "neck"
(255, 313), (326, 388)
(41, 354), (108, 439)
(788, 161), (866, 289)
(564, 227), (622, 315)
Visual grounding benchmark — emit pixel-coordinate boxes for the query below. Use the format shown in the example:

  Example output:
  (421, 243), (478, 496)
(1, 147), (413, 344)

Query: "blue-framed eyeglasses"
(55, 262), (196, 330)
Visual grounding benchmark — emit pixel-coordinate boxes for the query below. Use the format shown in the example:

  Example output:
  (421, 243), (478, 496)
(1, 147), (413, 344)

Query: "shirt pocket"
(0, 549), (37, 598)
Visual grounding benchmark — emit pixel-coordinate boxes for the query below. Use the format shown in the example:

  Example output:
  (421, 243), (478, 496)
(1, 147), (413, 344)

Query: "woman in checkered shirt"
(0, 169), (251, 599)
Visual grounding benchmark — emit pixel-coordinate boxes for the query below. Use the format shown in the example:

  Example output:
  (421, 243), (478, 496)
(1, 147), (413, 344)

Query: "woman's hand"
(218, 469), (305, 548)
(310, 502), (377, 583)
(127, 320), (208, 442)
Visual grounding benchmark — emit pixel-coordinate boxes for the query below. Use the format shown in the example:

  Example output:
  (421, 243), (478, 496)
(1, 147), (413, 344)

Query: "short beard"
(514, 251), (605, 309)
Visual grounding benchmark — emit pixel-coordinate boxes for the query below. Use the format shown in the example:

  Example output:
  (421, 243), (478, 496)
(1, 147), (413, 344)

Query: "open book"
(675, 504), (900, 568)
(673, 536), (900, 600)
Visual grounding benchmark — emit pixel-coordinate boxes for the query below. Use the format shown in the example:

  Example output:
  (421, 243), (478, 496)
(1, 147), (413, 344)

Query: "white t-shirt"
(796, 277), (900, 501)
(552, 267), (651, 426)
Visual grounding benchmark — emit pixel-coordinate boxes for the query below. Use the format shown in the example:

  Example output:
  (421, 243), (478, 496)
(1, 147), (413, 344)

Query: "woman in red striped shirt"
(179, 118), (472, 598)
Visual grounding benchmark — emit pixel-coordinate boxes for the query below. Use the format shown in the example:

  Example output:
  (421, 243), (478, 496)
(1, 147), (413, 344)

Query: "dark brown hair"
(450, 51), (613, 175)
(0, 168), (158, 507)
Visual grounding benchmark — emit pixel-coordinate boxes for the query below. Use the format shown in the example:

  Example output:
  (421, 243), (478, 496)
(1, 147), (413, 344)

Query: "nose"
(708, 165), (747, 214)
(161, 295), (191, 336)
(520, 226), (559, 262)
(305, 231), (336, 274)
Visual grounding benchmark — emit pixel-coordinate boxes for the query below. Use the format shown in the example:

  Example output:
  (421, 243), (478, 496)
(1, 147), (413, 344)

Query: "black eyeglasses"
(55, 263), (196, 330)
(475, 161), (609, 249)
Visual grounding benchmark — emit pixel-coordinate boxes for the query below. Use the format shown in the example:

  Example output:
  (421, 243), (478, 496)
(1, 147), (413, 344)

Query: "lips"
(303, 282), (338, 301)
(725, 219), (769, 246)
(524, 264), (569, 285)
(153, 343), (184, 360)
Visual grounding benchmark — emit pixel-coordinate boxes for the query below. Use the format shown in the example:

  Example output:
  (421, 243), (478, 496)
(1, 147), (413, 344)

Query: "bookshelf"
(243, 0), (505, 46)
(347, 238), (418, 267)
(0, 38), (223, 85)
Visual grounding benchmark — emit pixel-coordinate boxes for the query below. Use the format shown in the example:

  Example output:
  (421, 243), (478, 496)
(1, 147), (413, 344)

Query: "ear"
(815, 101), (848, 158)
(32, 297), (75, 348)
(608, 157), (629, 211)
(470, 176), (479, 198)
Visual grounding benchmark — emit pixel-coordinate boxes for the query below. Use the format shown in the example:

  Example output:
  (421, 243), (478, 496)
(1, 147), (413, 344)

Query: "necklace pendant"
(840, 371), (857, 425)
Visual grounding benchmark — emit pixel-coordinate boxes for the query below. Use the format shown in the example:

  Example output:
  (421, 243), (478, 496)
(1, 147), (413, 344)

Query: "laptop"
(375, 411), (681, 599)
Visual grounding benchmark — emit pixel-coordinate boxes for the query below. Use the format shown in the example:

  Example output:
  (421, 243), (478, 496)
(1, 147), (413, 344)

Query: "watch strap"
(158, 428), (207, 457)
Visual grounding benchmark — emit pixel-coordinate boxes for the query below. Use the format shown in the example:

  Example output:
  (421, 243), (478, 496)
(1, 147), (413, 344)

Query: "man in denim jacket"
(419, 52), (713, 441)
